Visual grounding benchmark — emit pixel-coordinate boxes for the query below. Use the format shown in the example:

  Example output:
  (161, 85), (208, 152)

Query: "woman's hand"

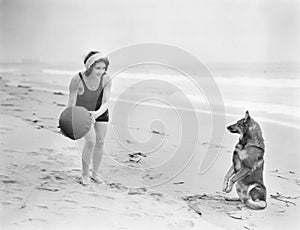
(89, 111), (96, 124)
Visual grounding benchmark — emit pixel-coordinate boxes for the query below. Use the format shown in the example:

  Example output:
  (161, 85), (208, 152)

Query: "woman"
(67, 51), (112, 186)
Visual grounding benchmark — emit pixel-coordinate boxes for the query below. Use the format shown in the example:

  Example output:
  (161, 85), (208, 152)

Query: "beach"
(0, 62), (300, 229)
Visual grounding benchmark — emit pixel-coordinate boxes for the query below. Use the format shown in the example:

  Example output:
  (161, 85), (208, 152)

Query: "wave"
(41, 68), (300, 89)
(113, 72), (300, 90)
(112, 98), (300, 130)
(42, 69), (78, 75)
(214, 76), (300, 89)
(183, 94), (300, 118)
(0, 68), (18, 73)
(224, 98), (300, 118)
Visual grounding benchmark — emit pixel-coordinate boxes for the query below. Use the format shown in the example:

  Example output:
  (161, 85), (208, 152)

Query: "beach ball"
(59, 106), (92, 140)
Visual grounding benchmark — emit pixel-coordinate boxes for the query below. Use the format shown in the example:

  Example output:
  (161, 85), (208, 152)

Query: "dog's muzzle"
(227, 125), (239, 133)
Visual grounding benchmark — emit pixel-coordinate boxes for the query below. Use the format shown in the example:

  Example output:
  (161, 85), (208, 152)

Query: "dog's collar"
(245, 143), (265, 151)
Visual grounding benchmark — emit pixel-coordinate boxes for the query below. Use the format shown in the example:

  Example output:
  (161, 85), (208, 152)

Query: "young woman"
(67, 51), (112, 185)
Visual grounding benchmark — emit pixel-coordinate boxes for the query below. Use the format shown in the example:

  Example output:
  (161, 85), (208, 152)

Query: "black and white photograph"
(0, 0), (299, 229)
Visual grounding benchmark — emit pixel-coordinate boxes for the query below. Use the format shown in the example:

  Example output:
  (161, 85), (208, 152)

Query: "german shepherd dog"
(222, 111), (267, 209)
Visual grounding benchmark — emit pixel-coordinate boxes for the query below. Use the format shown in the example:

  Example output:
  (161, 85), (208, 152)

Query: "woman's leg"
(91, 122), (108, 181)
(81, 125), (95, 183)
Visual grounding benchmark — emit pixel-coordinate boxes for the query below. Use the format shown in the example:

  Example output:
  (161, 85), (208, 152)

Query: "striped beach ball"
(59, 106), (92, 140)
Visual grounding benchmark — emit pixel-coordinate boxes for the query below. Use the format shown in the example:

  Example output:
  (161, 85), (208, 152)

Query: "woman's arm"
(67, 75), (80, 107)
(93, 75), (112, 118)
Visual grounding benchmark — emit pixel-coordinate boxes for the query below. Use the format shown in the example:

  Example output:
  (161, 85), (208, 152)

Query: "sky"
(0, 0), (299, 63)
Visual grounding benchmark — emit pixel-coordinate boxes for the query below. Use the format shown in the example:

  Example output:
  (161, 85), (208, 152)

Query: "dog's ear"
(244, 111), (250, 122)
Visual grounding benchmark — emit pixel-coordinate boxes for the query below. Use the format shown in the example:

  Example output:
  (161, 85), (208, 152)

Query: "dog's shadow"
(182, 193), (250, 219)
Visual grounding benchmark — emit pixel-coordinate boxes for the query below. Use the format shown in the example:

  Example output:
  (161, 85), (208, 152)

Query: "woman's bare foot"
(81, 175), (91, 186)
(91, 173), (105, 184)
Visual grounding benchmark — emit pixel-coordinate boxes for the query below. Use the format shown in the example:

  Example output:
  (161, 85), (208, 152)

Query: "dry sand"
(0, 74), (300, 230)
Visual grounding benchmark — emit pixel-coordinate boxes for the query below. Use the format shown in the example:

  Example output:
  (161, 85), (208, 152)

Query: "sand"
(0, 73), (300, 230)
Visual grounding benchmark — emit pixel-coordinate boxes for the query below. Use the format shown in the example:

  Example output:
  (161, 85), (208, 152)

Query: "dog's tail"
(245, 199), (267, 210)
(245, 184), (267, 210)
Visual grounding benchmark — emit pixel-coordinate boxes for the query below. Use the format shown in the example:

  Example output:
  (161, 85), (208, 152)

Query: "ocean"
(0, 62), (299, 129)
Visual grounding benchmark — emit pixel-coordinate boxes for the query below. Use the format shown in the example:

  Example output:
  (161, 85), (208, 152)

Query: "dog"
(222, 111), (267, 210)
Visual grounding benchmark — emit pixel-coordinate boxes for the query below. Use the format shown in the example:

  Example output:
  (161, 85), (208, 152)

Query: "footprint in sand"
(20, 218), (47, 223)
(88, 193), (101, 197)
(128, 187), (147, 195)
(1, 201), (13, 206)
(148, 191), (165, 197)
(0, 174), (9, 180)
(0, 127), (11, 135)
(0, 189), (13, 194)
(40, 147), (55, 154)
(226, 212), (244, 220)
(12, 197), (23, 202)
(63, 146), (78, 151)
(130, 200), (140, 205)
(35, 205), (49, 210)
(3, 149), (19, 153)
(68, 190), (83, 195)
(2, 179), (17, 184)
(1, 103), (14, 107)
(40, 175), (52, 180)
(107, 182), (128, 192)
(10, 163), (18, 168)
(86, 193), (114, 200)
(126, 212), (142, 218)
(54, 175), (64, 181)
(24, 164), (39, 171)
(82, 206), (107, 212)
(47, 156), (58, 161)
(148, 192), (167, 202)
(56, 160), (68, 166)
(61, 199), (79, 205)
(52, 211), (65, 216)
(143, 173), (163, 180)
(54, 153), (65, 158)
(101, 195), (115, 200)
(27, 151), (39, 156)
(40, 161), (52, 166)
(0, 127), (11, 131)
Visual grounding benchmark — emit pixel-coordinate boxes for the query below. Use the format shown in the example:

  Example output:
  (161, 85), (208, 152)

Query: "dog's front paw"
(225, 182), (234, 193)
(225, 187), (233, 193)
(222, 179), (229, 192)
(222, 181), (233, 193)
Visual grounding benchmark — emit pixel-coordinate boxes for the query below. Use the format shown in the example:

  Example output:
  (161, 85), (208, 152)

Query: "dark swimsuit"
(76, 72), (109, 122)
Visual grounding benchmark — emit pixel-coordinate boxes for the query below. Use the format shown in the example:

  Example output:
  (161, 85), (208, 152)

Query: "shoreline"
(3, 74), (300, 131)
